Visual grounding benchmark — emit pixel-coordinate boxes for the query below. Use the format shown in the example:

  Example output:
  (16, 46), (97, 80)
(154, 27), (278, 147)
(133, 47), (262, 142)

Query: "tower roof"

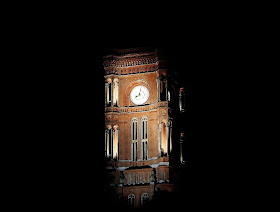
(103, 46), (157, 59)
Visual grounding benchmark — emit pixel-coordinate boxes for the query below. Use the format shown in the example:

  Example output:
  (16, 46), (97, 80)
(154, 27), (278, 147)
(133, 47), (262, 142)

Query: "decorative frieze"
(105, 64), (158, 75)
(103, 54), (159, 76)
(103, 56), (158, 68)
(105, 101), (168, 114)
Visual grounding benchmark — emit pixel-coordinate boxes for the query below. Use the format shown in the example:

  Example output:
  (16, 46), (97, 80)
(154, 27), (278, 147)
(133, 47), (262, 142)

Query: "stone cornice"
(105, 64), (158, 76)
(103, 48), (168, 75)
(103, 55), (158, 68)
(105, 101), (168, 114)
(103, 47), (157, 58)
(106, 156), (169, 170)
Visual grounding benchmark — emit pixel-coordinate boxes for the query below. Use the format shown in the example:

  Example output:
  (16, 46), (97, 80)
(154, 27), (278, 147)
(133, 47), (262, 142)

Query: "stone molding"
(106, 156), (169, 170)
(103, 48), (168, 76)
(105, 64), (158, 75)
(103, 55), (158, 68)
(105, 101), (168, 114)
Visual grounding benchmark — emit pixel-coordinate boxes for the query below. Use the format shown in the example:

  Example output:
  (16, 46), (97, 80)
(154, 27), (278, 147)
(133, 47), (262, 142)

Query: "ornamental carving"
(105, 102), (168, 114)
(103, 56), (158, 68)
(161, 109), (167, 116)
(105, 64), (158, 75)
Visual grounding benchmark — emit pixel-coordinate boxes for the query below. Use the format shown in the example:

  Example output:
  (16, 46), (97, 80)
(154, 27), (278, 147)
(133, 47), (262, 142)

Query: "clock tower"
(103, 47), (186, 208)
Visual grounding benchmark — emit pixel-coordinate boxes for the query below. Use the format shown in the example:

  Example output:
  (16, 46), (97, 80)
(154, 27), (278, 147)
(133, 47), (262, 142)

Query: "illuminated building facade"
(103, 47), (186, 208)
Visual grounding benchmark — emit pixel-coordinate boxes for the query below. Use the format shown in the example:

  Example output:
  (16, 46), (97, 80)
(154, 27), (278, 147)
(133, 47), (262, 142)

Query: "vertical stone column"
(113, 125), (119, 160)
(161, 122), (168, 155)
(157, 77), (160, 102)
(110, 81), (113, 107)
(105, 82), (108, 107)
(179, 87), (185, 112)
(106, 127), (110, 158)
(165, 123), (169, 155)
(180, 133), (184, 164)
(113, 79), (119, 106)
(106, 125), (112, 158)
(158, 124), (161, 156)
(168, 121), (172, 154)
(105, 129), (107, 157)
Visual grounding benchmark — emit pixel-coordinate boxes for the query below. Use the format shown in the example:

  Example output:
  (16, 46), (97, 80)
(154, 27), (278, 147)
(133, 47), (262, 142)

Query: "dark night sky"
(47, 10), (252, 206)
(35, 10), (253, 210)
(93, 31), (251, 208)
(57, 28), (242, 209)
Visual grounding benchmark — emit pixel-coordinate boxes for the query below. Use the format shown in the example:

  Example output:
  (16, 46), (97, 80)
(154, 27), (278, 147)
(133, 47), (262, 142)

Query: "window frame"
(141, 117), (148, 160)
(131, 118), (138, 161)
(128, 194), (135, 208)
(141, 193), (149, 206)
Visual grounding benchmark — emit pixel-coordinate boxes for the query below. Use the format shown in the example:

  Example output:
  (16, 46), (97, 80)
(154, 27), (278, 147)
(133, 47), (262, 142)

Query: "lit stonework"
(104, 47), (186, 208)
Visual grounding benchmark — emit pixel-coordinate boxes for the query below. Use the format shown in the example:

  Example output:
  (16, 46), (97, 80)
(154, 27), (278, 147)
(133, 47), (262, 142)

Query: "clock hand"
(138, 87), (142, 96)
(136, 93), (141, 98)
(136, 87), (142, 98)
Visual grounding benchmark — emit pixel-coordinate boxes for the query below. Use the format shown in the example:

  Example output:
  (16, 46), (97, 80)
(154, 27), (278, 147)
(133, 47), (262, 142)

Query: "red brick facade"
(104, 48), (176, 208)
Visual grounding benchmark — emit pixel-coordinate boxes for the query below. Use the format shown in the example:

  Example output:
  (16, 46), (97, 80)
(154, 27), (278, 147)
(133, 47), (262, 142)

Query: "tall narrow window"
(128, 194), (135, 208)
(105, 129), (108, 157)
(108, 82), (112, 106)
(168, 91), (171, 102)
(141, 117), (148, 160)
(113, 125), (118, 160)
(141, 193), (149, 206)
(105, 78), (119, 107)
(105, 78), (112, 107)
(105, 82), (108, 107)
(179, 87), (185, 112)
(160, 79), (168, 101)
(158, 75), (168, 101)
(131, 118), (138, 161)
(160, 122), (168, 156)
(108, 128), (113, 157)
(168, 121), (172, 155)
(180, 132), (185, 164)
(113, 78), (119, 106)
(105, 126), (113, 159)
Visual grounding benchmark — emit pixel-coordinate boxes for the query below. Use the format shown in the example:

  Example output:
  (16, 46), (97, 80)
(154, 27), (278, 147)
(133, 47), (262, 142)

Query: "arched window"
(105, 125), (118, 160)
(128, 194), (135, 208)
(157, 75), (168, 102)
(105, 78), (119, 107)
(161, 122), (167, 155)
(141, 193), (149, 206)
(159, 76), (168, 101)
(113, 125), (119, 160)
(180, 132), (185, 164)
(105, 125), (113, 158)
(141, 117), (148, 160)
(105, 78), (112, 107)
(159, 121), (172, 156)
(131, 118), (138, 161)
(179, 87), (185, 112)
(113, 78), (119, 106)
(168, 121), (172, 155)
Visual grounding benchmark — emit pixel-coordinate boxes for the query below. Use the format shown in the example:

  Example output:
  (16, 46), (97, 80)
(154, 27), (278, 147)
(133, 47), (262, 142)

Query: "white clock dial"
(130, 85), (149, 105)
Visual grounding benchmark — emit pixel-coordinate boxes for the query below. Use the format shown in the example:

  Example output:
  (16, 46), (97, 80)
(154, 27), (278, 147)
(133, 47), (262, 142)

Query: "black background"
(94, 37), (233, 210)
(31, 11), (253, 210)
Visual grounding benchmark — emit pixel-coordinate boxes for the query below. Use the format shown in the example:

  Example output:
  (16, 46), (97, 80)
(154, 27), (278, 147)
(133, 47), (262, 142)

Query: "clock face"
(130, 85), (149, 105)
